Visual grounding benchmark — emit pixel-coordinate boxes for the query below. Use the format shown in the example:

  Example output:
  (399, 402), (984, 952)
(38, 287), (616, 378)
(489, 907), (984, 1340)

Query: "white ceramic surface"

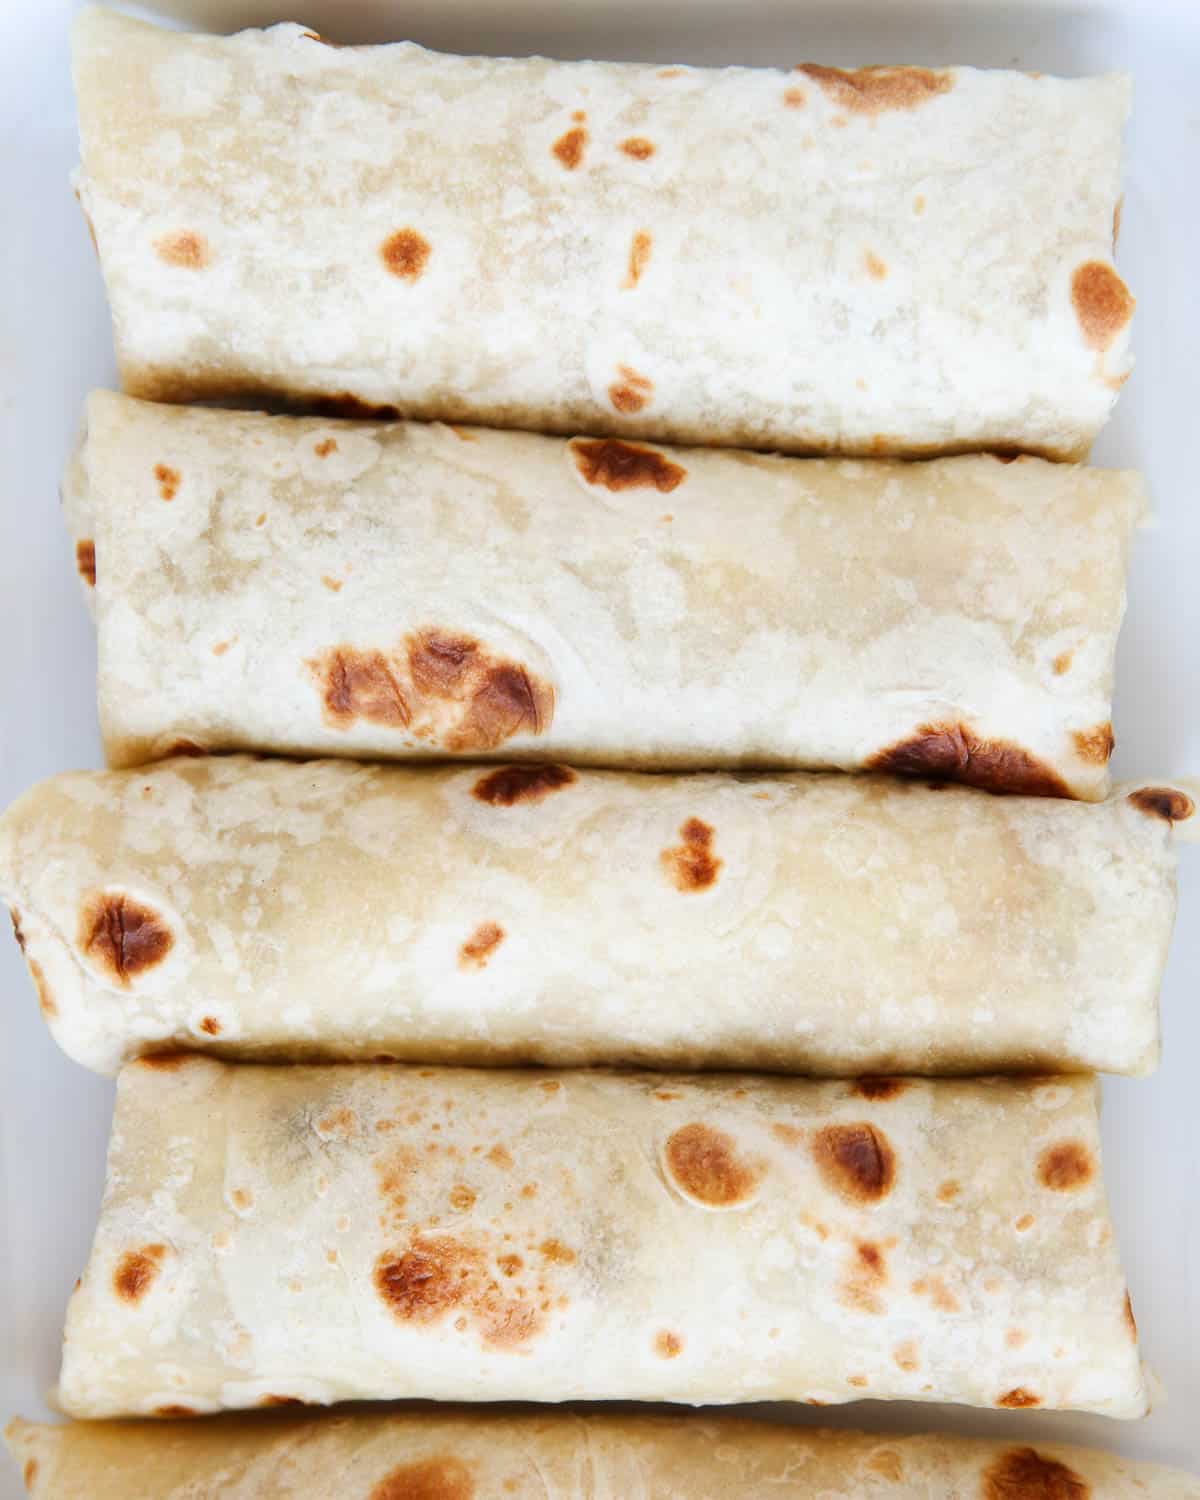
(0, 1), (1196, 1493)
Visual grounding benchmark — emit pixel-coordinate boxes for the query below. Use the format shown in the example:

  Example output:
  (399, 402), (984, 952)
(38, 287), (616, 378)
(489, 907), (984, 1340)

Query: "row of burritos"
(7, 7), (1197, 1497)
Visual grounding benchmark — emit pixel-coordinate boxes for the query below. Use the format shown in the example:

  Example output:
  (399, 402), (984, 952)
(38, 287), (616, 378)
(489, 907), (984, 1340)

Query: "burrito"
(56, 1059), (1146, 1418)
(72, 9), (1133, 460)
(74, 392), (1143, 793)
(8, 1410), (1200, 1500)
(2, 757), (1192, 1078)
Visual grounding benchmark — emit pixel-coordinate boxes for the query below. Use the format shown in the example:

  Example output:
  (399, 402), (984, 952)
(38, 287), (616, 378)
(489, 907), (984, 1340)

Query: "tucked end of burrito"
(60, 411), (95, 615)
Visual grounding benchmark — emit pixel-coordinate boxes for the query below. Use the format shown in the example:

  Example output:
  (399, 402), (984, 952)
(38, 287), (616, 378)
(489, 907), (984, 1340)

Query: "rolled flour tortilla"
(7, 1411), (1200, 1500)
(56, 1059), (1146, 1418)
(74, 392), (1143, 793)
(2, 758), (1193, 1078)
(71, 9), (1133, 460)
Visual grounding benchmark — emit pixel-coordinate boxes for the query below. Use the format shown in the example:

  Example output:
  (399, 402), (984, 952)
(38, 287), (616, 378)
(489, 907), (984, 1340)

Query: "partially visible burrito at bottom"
(0, 757), (1192, 1077)
(74, 392), (1143, 793)
(56, 1060), (1146, 1418)
(8, 1411), (1200, 1500)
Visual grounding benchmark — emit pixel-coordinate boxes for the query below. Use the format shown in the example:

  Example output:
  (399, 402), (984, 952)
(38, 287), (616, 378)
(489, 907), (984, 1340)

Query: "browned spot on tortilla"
(795, 63), (952, 114)
(380, 228), (431, 281)
(154, 231), (210, 269)
(405, 628), (554, 752)
(166, 739), (208, 758)
(75, 538), (96, 587)
(623, 230), (653, 289)
(867, 1452), (903, 1482)
(231, 1188), (253, 1211)
(846, 1374), (869, 1387)
(369, 1457), (475, 1500)
(538, 1080), (561, 1094)
(1015, 1212), (1035, 1231)
(153, 1406), (196, 1419)
(866, 721), (1070, 797)
(1053, 650), (1073, 675)
(840, 1239), (889, 1315)
(912, 1274), (959, 1312)
(913, 194), (926, 215)
(497, 1253), (523, 1277)
(138, 1052), (188, 1071)
(783, 87), (806, 107)
(198, 1015), (221, 1036)
(982, 1448), (1090, 1500)
(316, 1107), (356, 1140)
(447, 1184), (476, 1212)
(938, 1179), (960, 1203)
(373, 1235), (544, 1349)
(572, 110), (586, 123)
(78, 892), (173, 987)
(255, 513), (267, 527)
(609, 364), (653, 413)
(472, 764), (576, 806)
(658, 67), (683, 78)
(375, 1146), (415, 1223)
(1037, 1140), (1094, 1192)
(812, 1123), (895, 1203)
(664, 1122), (762, 1207)
(997, 1388), (1042, 1409)
(859, 1244), (884, 1274)
(653, 1329), (683, 1358)
(1073, 723), (1114, 764)
(864, 250), (888, 279)
(661, 817), (722, 892)
(113, 1244), (166, 1303)
(854, 1077), (906, 1101)
(539, 1238), (576, 1264)
(309, 647), (410, 729)
(1113, 197), (1123, 250)
(459, 921), (505, 970)
(771, 1122), (803, 1147)
(8, 909), (26, 952)
(1128, 786), (1195, 823)
(893, 1339), (919, 1371)
(154, 463), (179, 501)
(1124, 1290), (1137, 1340)
(22, 1458), (37, 1489)
(487, 1144), (513, 1170)
(259, 1394), (305, 1407)
(1071, 261), (1134, 351)
(620, 136), (656, 158)
(1006, 1328), (1028, 1349)
(314, 438), (338, 457)
(320, 575), (344, 593)
(552, 126), (588, 169)
(571, 437), (685, 493)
